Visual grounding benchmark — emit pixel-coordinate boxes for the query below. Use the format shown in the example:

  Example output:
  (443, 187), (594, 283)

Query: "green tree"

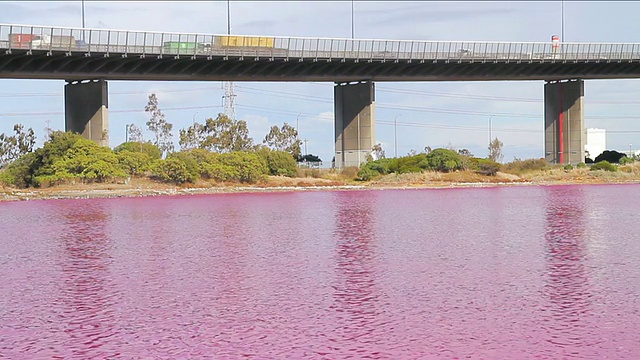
(199, 114), (254, 153)
(488, 137), (504, 163)
(145, 93), (174, 157)
(263, 122), (302, 159)
(179, 122), (206, 151)
(127, 123), (144, 143)
(0, 124), (36, 167)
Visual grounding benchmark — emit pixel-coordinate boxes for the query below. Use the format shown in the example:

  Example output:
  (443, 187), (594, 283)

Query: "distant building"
(585, 128), (606, 160)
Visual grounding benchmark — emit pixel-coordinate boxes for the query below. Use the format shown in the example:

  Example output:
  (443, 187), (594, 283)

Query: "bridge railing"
(2, 23), (640, 62)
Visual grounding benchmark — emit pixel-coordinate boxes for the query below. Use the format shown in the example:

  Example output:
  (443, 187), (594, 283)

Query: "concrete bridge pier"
(544, 79), (585, 165)
(65, 79), (109, 147)
(334, 81), (375, 169)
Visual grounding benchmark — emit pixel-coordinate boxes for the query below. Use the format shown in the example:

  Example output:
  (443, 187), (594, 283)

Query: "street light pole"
(227, 0), (231, 35)
(351, 0), (354, 39)
(81, 0), (86, 41)
(561, 0), (565, 41)
(394, 114), (401, 158)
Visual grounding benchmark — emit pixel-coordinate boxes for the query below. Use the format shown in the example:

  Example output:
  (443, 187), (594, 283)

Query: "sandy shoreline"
(3, 177), (640, 202)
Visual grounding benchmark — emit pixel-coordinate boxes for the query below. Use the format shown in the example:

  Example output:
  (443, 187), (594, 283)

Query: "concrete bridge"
(2, 24), (640, 165)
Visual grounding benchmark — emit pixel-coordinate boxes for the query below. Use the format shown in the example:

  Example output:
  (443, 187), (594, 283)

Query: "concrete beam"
(65, 79), (109, 147)
(334, 81), (375, 169)
(544, 79), (585, 165)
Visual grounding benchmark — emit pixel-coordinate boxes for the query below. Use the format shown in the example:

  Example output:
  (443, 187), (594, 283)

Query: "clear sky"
(2, 1), (640, 164)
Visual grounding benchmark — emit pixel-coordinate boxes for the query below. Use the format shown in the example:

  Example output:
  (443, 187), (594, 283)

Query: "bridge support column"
(65, 79), (109, 147)
(334, 81), (375, 169)
(544, 79), (584, 165)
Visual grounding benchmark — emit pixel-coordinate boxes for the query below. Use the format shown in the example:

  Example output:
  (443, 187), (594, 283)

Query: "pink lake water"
(1, 184), (640, 359)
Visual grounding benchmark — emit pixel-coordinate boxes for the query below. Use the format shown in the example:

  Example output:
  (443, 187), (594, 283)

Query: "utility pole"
(561, 0), (565, 42)
(394, 114), (401, 158)
(351, 0), (354, 39)
(489, 116), (493, 147)
(81, 0), (86, 40)
(304, 139), (308, 156)
(223, 0), (236, 120)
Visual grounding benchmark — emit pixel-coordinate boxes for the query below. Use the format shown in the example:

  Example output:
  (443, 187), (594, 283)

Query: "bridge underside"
(1, 50), (640, 82)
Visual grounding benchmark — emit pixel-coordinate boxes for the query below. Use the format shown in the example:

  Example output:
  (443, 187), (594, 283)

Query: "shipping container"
(9, 33), (38, 49)
(31, 35), (77, 50)
(9, 33), (38, 43)
(163, 41), (203, 53)
(215, 35), (275, 48)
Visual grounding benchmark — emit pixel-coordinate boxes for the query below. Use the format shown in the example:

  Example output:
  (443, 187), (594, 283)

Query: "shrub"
(258, 149), (297, 177)
(356, 167), (380, 181)
(476, 158), (501, 176)
(114, 141), (162, 160)
(424, 149), (464, 172)
(151, 158), (198, 184)
(590, 160), (617, 172)
(577, 162), (587, 168)
(503, 158), (548, 174)
(619, 156), (634, 165)
(216, 152), (268, 183)
(564, 164), (574, 171)
(117, 150), (152, 176)
(167, 151), (201, 182)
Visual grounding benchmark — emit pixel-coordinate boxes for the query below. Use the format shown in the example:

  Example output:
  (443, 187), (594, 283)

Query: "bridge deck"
(2, 23), (640, 82)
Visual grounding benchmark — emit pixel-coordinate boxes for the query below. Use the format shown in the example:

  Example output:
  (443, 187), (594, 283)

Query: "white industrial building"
(585, 128), (606, 160)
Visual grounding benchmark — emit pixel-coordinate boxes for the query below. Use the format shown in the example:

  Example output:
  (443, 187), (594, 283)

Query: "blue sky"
(2, 1), (640, 164)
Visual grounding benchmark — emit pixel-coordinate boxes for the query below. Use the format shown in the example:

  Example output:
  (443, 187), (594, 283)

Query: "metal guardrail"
(2, 23), (640, 62)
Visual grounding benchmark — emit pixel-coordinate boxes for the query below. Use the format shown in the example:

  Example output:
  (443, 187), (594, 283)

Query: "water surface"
(1, 185), (640, 358)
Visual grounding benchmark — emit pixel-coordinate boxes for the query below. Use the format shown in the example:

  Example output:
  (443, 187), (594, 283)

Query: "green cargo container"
(163, 42), (203, 54)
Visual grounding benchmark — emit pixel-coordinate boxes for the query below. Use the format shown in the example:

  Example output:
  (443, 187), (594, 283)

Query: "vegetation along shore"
(3, 94), (640, 202)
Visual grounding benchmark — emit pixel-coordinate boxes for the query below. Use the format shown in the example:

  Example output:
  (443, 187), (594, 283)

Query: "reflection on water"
(330, 191), (383, 356)
(56, 201), (119, 359)
(2, 186), (640, 358)
(543, 186), (594, 356)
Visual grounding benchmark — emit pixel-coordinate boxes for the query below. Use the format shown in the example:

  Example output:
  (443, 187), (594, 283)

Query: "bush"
(503, 158), (548, 174)
(564, 164), (574, 171)
(117, 150), (152, 176)
(258, 149), (297, 177)
(577, 162), (587, 168)
(619, 156), (634, 165)
(356, 167), (380, 181)
(424, 149), (464, 172)
(114, 141), (162, 160)
(151, 158), (198, 184)
(476, 158), (501, 176)
(167, 151), (201, 182)
(216, 152), (268, 183)
(590, 160), (617, 172)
